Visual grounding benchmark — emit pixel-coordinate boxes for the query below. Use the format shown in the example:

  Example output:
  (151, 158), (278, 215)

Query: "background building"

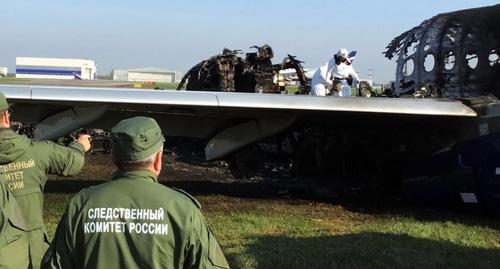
(16, 57), (96, 80)
(111, 69), (128, 81)
(0, 67), (7, 77)
(112, 67), (182, 83)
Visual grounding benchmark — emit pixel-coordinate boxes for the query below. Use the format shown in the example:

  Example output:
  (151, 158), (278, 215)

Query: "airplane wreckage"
(176, 44), (370, 96)
(0, 5), (499, 213)
(176, 44), (311, 94)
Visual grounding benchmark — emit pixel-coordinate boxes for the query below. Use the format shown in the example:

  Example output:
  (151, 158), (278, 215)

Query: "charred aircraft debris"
(176, 44), (311, 94)
(384, 4), (500, 98)
(379, 4), (500, 212)
(171, 5), (500, 213)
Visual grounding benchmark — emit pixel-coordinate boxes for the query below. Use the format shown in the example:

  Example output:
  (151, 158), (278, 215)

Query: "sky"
(0, 0), (498, 83)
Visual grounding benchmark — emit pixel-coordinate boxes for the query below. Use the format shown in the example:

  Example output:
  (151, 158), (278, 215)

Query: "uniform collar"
(112, 169), (158, 183)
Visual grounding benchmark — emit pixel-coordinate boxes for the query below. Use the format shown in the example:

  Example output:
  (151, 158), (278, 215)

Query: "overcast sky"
(0, 0), (498, 83)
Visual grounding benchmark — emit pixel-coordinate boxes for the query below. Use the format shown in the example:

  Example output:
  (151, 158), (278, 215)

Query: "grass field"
(44, 192), (500, 269)
(138, 82), (179, 90)
(0, 77), (31, 83)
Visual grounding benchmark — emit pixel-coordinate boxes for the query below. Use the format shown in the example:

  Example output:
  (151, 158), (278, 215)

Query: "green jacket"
(42, 170), (230, 269)
(0, 129), (85, 268)
(0, 177), (29, 268)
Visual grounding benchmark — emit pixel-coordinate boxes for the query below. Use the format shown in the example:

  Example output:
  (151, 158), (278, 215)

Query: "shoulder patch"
(171, 187), (201, 209)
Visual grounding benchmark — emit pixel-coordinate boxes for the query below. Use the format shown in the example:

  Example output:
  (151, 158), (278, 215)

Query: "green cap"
(111, 117), (165, 161)
(0, 92), (9, 110)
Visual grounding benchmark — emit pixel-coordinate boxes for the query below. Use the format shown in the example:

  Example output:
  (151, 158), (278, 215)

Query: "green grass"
(0, 77), (31, 83)
(44, 193), (500, 269)
(139, 82), (179, 90)
(285, 86), (299, 94)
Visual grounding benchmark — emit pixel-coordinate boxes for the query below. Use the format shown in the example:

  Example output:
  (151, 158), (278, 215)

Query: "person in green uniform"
(42, 116), (230, 269)
(0, 175), (29, 268)
(0, 92), (91, 269)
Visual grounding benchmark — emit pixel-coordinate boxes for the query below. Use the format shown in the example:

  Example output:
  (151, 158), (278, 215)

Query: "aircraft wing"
(0, 84), (477, 160)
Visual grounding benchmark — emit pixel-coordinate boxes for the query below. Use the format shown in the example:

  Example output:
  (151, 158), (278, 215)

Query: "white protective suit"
(311, 57), (360, 97)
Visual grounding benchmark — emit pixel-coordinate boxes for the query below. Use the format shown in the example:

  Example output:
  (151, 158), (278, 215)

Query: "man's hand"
(77, 134), (92, 153)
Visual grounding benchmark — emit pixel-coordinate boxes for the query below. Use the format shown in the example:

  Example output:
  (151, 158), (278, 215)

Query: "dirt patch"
(162, 151), (233, 182)
(49, 151), (234, 183)
(47, 149), (399, 209)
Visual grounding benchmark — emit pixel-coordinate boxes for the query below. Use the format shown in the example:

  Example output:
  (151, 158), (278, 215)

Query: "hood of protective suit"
(0, 129), (30, 164)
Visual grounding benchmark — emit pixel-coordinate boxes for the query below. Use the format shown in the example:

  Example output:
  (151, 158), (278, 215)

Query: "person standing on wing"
(311, 48), (360, 97)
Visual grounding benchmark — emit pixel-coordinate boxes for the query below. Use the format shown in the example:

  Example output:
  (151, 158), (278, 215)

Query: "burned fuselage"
(177, 44), (310, 94)
(385, 4), (500, 98)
